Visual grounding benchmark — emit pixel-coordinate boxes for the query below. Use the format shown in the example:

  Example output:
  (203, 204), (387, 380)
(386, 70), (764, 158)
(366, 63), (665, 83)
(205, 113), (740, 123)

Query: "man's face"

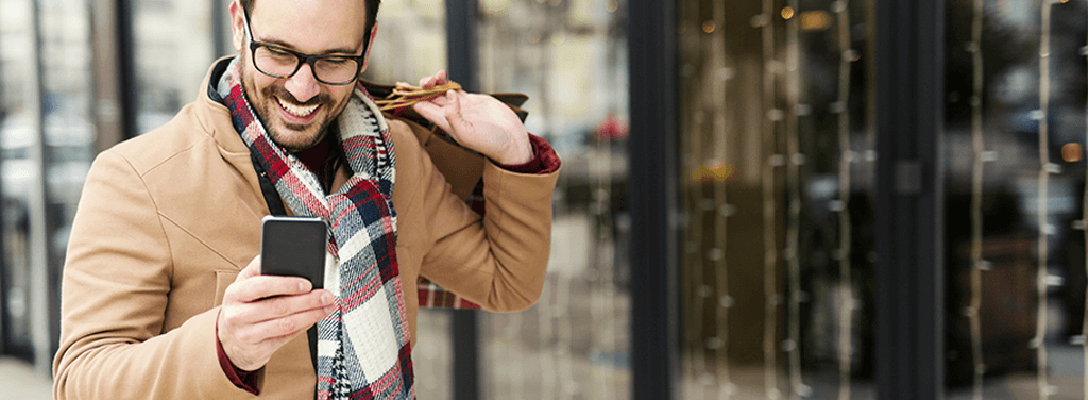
(230, 0), (373, 152)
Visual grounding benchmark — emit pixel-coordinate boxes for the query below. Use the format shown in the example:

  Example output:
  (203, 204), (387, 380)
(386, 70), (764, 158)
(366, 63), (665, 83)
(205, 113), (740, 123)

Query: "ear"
(229, 0), (245, 54)
(359, 22), (379, 73)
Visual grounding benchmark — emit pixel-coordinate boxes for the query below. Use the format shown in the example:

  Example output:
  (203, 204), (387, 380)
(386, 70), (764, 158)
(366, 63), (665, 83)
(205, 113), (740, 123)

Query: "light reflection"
(1062, 143), (1082, 163)
(782, 6), (795, 20)
(800, 11), (832, 31)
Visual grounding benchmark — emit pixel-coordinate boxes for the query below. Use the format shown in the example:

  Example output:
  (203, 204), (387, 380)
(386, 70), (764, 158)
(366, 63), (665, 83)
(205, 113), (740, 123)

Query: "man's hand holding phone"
(216, 256), (336, 372)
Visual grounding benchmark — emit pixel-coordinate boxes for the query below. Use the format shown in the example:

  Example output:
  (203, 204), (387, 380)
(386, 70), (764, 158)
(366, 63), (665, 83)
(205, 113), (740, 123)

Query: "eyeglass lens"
(253, 46), (359, 85)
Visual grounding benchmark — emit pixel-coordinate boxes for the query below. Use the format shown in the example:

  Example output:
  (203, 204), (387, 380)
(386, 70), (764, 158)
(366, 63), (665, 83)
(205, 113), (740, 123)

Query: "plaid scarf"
(221, 60), (414, 400)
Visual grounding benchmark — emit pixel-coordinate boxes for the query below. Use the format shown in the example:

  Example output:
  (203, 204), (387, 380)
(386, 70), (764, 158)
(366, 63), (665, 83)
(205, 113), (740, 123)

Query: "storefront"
(4, 0), (1088, 399)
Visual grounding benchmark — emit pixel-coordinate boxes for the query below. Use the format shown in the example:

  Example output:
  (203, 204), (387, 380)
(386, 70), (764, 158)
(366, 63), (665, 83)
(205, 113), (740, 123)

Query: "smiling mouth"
(277, 97), (319, 117)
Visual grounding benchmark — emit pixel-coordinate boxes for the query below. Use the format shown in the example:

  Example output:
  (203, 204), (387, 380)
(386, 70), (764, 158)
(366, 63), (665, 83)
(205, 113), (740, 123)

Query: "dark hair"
(239, 0), (380, 55)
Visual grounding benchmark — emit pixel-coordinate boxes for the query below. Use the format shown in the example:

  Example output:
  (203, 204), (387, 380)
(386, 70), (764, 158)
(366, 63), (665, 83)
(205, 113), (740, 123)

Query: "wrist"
(217, 314), (261, 394)
(491, 136), (532, 166)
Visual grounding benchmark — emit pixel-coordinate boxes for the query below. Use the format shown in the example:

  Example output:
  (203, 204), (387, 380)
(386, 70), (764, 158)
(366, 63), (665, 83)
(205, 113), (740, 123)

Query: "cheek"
(336, 86), (355, 102)
(254, 76), (282, 98)
(329, 87), (356, 110)
(242, 68), (275, 102)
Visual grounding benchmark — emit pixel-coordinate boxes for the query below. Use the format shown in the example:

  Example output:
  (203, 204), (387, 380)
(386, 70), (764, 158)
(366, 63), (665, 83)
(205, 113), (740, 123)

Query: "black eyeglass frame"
(242, 8), (368, 86)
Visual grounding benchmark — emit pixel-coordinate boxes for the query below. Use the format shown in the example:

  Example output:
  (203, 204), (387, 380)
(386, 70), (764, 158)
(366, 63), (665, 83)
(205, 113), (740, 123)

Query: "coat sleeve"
(52, 149), (258, 400)
(399, 121), (561, 313)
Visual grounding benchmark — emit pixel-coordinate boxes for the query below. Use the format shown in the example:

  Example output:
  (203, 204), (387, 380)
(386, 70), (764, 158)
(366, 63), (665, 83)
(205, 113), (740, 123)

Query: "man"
(52, 0), (560, 398)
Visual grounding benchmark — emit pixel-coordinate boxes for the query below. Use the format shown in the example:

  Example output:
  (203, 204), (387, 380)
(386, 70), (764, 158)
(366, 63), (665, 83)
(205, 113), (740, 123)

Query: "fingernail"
(321, 293), (334, 304)
(300, 282), (310, 292)
(325, 304), (337, 313)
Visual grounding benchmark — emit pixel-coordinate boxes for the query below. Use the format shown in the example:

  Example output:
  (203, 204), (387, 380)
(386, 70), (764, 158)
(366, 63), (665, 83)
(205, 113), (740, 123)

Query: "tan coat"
(53, 61), (559, 400)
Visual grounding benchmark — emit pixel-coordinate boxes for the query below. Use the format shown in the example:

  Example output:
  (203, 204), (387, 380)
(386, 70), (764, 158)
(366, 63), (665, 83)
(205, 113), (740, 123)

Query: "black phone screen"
(260, 216), (327, 289)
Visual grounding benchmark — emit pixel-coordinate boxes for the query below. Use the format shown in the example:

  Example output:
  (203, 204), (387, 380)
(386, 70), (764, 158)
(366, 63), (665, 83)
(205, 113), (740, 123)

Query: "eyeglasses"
(242, 8), (366, 86)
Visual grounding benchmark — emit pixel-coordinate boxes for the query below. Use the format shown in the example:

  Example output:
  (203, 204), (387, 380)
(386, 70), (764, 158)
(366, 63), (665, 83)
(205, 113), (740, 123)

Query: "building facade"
(5, 0), (1088, 399)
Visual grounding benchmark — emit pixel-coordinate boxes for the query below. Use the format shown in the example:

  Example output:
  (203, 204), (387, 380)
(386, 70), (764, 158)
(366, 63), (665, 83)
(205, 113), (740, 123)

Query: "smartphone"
(260, 215), (327, 289)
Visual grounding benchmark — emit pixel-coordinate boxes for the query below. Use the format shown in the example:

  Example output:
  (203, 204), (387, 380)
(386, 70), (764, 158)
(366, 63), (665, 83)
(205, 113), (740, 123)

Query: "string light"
(685, 2), (706, 391)
(968, 0), (986, 399)
(691, 106), (710, 395)
(680, 3), (702, 398)
(1036, 2), (1053, 399)
(761, 1), (782, 399)
(784, 0), (808, 397)
(680, 0), (736, 397)
(709, 0), (732, 398)
(1083, 1), (1088, 396)
(687, 72), (708, 400)
(833, 1), (854, 399)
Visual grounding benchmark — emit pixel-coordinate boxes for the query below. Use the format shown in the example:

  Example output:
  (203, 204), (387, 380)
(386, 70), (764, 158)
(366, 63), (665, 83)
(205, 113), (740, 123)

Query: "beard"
(239, 65), (351, 152)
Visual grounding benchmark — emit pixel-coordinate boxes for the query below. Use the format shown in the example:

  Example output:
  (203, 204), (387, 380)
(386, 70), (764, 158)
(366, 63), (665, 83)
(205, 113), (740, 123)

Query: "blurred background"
(6, 0), (1088, 399)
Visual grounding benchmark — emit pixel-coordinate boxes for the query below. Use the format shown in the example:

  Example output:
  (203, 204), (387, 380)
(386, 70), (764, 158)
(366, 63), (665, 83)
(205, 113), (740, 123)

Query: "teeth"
(278, 97), (319, 117)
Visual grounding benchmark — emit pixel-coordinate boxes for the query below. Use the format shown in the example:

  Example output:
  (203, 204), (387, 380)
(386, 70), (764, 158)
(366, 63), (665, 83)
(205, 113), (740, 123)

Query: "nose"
(284, 63), (320, 103)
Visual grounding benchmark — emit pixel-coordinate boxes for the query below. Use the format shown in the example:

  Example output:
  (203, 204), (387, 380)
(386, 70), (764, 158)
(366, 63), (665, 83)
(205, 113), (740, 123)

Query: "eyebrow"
(260, 37), (364, 56)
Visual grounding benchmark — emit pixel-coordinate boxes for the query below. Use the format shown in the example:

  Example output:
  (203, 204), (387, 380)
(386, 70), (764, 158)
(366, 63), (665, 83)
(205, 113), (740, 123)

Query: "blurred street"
(0, 357), (51, 400)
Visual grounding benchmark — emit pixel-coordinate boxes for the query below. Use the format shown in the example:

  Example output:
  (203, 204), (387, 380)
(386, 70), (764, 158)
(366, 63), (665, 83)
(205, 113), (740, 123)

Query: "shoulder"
(385, 114), (434, 176)
(385, 115), (428, 157)
(383, 113), (490, 201)
(106, 101), (219, 176)
(384, 114), (443, 211)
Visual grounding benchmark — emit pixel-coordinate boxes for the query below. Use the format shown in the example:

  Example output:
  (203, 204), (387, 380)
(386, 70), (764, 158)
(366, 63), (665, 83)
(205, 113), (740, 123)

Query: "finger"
(411, 101), (454, 134)
(222, 308), (326, 370)
(419, 76), (436, 88)
(234, 302), (335, 344)
(251, 289), (335, 321)
(444, 90), (473, 136)
(224, 275), (313, 304)
(236, 256), (262, 282)
(437, 69), (447, 84)
(219, 291), (334, 343)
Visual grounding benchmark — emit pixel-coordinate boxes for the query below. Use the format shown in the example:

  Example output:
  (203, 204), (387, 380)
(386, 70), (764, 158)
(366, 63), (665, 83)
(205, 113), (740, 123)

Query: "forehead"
(249, 0), (369, 53)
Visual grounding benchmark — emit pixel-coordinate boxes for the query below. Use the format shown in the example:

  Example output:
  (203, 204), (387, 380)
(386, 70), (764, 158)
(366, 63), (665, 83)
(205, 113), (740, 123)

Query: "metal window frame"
(446, 1), (482, 399)
(26, 0), (54, 377)
(117, 0), (138, 141)
(874, 0), (947, 399)
(627, 0), (681, 399)
(0, 8), (6, 357)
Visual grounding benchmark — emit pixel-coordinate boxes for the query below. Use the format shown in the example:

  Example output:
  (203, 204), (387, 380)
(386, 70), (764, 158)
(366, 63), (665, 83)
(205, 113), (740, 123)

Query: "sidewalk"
(0, 357), (52, 400)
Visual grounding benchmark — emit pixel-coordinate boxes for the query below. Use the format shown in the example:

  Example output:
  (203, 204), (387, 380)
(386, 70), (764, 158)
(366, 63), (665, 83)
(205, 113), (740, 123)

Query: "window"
(677, 0), (878, 397)
(477, 0), (632, 397)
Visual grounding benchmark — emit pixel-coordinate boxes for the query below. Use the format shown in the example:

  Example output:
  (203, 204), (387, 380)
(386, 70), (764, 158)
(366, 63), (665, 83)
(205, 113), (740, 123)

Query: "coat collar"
(197, 57), (252, 157)
(190, 57), (267, 205)
(196, 56), (391, 198)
